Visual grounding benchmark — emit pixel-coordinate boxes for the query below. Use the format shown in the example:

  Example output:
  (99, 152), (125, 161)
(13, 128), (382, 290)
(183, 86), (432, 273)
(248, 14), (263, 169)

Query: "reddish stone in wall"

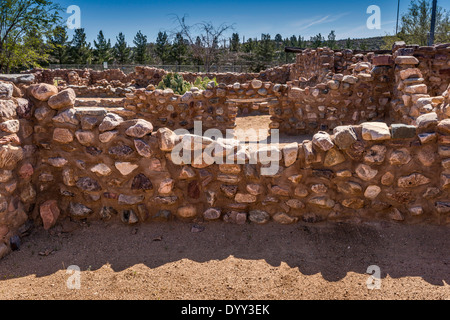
(372, 55), (393, 66)
(40, 200), (60, 230)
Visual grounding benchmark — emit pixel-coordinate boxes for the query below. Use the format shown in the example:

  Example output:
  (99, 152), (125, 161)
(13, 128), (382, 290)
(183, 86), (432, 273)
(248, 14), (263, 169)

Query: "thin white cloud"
(292, 12), (350, 31)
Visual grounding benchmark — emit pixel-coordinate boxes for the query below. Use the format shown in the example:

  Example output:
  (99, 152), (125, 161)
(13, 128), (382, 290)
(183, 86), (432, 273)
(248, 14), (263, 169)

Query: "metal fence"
(47, 64), (275, 74)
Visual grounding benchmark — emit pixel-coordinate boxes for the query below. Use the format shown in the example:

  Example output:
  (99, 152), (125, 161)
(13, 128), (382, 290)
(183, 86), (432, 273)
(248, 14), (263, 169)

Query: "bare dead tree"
(171, 14), (235, 72)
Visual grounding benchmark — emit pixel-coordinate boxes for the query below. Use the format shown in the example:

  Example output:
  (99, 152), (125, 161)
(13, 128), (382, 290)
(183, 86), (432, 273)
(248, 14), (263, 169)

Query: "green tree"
(70, 28), (93, 65)
(0, 0), (62, 73)
(133, 30), (148, 64)
(397, 0), (450, 45)
(93, 30), (113, 64)
(169, 32), (188, 65)
(345, 37), (353, 49)
(327, 30), (336, 49)
(155, 31), (170, 64)
(113, 32), (131, 64)
(251, 33), (275, 71)
(310, 33), (325, 48)
(230, 32), (240, 52)
(49, 26), (69, 65)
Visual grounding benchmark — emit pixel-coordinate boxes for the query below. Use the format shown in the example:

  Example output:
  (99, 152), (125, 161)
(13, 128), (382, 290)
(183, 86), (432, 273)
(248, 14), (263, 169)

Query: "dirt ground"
(0, 219), (448, 300)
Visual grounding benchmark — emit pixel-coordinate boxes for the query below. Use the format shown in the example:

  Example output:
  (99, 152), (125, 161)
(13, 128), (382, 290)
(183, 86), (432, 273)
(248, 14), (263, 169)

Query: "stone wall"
(25, 84), (450, 233)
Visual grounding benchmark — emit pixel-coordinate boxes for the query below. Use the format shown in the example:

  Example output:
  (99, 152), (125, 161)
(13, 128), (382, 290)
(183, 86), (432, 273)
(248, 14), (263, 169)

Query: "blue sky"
(57, 0), (450, 44)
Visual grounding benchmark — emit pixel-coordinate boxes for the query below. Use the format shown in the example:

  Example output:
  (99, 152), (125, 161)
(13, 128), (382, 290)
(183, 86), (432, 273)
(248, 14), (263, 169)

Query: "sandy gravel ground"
(0, 219), (448, 300)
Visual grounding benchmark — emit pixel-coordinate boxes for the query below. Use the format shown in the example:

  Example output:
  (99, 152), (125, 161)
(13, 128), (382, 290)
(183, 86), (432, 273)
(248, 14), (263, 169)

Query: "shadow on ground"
(0, 220), (448, 286)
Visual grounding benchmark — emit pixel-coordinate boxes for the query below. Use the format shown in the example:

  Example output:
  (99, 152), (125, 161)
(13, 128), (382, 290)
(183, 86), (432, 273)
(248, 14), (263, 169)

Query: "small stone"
(99, 113), (123, 132)
(157, 127), (179, 151)
(390, 124), (417, 139)
(75, 131), (95, 146)
(408, 206), (423, 216)
(249, 210), (270, 224)
(437, 119), (450, 135)
(251, 79), (263, 89)
(342, 198), (365, 209)
(311, 183), (328, 194)
(90, 163), (112, 176)
(282, 142), (299, 167)
(336, 170), (352, 178)
(332, 126), (358, 149)
(364, 145), (387, 164)
(62, 168), (76, 186)
(100, 206), (118, 220)
(0, 100), (17, 120)
(30, 83), (58, 101)
(218, 164), (241, 174)
(69, 202), (93, 218)
(203, 208), (221, 220)
(134, 139), (153, 158)
(312, 131), (334, 151)
(125, 119), (153, 138)
(286, 199), (305, 209)
(361, 122), (391, 141)
(308, 196), (335, 209)
(395, 55), (419, 65)
(324, 148), (345, 166)
(221, 185), (238, 198)
(381, 172), (395, 186)
(337, 181), (362, 195)
(53, 128), (73, 143)
(81, 117), (99, 130)
(40, 200), (60, 230)
(272, 212), (298, 224)
(0, 82), (13, 100)
(355, 164), (378, 181)
(115, 162), (138, 175)
(423, 187), (440, 199)
(223, 211), (247, 224)
(177, 205), (197, 219)
(271, 185), (290, 196)
(417, 146), (437, 167)
(99, 130), (118, 143)
(435, 202), (450, 214)
(415, 112), (438, 131)
(364, 185), (381, 199)
(389, 208), (404, 221)
(18, 164), (32, 180)
(121, 210), (139, 224)
(152, 210), (172, 221)
(0, 120), (19, 133)
(158, 178), (174, 194)
(187, 180), (200, 199)
(217, 173), (240, 184)
(48, 157), (68, 168)
(398, 173), (430, 188)
(76, 177), (101, 191)
(235, 193), (257, 203)
(48, 88), (76, 109)
(179, 166), (196, 179)
(288, 174), (303, 183)
(246, 184), (263, 195)
(389, 149), (411, 165)
(52, 108), (79, 125)
(399, 68), (422, 80)
(118, 194), (144, 205)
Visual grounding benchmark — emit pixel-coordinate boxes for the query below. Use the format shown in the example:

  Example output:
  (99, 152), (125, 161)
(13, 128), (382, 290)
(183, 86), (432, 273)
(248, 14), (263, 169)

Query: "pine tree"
(49, 26), (69, 65)
(113, 32), (131, 64)
(70, 28), (92, 65)
(94, 30), (113, 64)
(133, 30), (148, 64)
(327, 30), (336, 49)
(155, 31), (170, 64)
(169, 32), (188, 65)
(230, 32), (240, 52)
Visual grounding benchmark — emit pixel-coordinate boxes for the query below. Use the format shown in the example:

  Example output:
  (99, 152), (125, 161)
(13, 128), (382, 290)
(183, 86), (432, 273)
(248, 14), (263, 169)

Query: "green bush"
(157, 73), (218, 95)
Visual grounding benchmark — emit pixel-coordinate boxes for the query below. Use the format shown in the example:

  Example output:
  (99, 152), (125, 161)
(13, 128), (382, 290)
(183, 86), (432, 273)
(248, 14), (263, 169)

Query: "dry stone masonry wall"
(0, 42), (449, 259)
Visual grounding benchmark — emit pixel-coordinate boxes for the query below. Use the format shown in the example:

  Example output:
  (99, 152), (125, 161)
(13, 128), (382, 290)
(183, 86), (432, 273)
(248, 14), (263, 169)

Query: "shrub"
(157, 73), (191, 95)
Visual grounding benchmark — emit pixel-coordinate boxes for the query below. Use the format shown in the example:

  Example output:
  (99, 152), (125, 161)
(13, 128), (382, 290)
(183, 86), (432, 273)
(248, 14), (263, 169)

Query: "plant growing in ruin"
(157, 73), (191, 95)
